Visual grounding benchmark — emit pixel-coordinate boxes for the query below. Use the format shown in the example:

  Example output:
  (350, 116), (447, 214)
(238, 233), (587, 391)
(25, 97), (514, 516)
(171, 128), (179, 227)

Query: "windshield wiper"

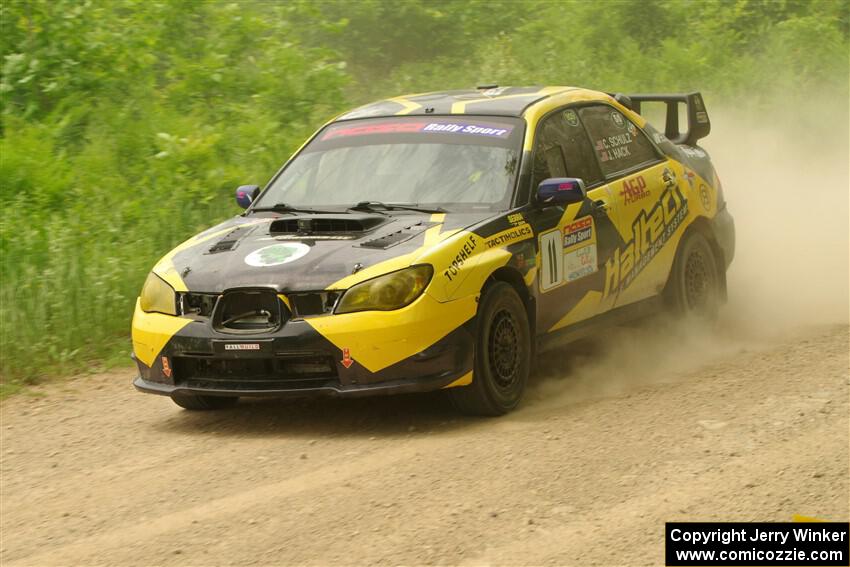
(349, 201), (446, 214)
(251, 203), (342, 215)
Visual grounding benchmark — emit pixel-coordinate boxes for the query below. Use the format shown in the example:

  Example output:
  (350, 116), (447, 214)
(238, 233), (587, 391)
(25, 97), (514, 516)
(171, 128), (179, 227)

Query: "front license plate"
(212, 340), (273, 357)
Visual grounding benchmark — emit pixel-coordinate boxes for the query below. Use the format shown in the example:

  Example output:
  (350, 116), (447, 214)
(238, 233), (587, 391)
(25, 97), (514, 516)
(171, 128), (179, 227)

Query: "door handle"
(592, 200), (609, 216)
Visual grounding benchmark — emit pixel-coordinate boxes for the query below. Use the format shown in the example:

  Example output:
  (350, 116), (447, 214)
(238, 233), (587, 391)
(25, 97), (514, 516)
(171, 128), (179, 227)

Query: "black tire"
(665, 231), (721, 320)
(170, 392), (239, 411)
(448, 282), (531, 416)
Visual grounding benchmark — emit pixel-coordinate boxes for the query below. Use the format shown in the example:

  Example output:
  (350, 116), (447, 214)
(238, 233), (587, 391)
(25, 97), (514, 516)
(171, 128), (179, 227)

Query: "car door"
(525, 107), (624, 333)
(577, 104), (674, 307)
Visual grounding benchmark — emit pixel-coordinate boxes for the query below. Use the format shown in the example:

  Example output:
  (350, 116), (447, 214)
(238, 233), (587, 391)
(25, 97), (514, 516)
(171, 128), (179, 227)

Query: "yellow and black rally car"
(132, 86), (734, 415)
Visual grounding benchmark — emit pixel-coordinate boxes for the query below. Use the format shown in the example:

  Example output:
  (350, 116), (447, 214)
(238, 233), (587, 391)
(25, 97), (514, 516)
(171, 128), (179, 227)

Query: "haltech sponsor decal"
(604, 185), (688, 298)
(485, 224), (533, 249)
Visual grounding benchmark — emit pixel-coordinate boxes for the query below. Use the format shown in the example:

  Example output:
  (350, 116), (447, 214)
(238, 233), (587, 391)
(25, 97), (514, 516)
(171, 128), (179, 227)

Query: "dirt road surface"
(1, 322), (847, 566)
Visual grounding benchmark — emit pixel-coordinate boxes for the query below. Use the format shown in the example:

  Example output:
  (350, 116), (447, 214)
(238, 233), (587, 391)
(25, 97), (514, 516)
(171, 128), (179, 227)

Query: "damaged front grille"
(178, 289), (337, 323)
(179, 293), (218, 317)
(213, 289), (285, 334)
(286, 291), (341, 318)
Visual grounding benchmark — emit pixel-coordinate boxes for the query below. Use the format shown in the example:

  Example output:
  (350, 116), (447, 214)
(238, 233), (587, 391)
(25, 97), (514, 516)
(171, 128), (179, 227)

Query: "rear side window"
(578, 105), (660, 178)
(531, 108), (604, 190)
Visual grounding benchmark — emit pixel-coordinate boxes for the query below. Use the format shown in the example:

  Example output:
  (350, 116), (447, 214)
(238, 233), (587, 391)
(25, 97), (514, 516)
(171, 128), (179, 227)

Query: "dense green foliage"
(1, 0), (847, 388)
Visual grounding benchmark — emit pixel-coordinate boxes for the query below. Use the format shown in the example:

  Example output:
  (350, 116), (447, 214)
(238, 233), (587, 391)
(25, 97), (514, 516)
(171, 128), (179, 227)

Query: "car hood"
(155, 211), (494, 293)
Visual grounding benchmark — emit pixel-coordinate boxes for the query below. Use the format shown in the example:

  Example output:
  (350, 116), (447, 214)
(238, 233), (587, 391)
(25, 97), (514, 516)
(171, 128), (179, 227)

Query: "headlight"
(139, 272), (177, 315)
(335, 265), (433, 314)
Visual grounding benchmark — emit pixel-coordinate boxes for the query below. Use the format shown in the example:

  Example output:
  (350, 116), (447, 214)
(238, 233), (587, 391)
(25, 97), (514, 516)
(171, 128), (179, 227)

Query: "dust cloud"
(528, 97), (849, 406)
(709, 104), (849, 332)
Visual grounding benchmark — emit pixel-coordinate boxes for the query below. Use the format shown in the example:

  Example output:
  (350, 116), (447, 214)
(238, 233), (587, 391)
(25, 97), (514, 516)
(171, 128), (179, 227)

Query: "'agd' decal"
(620, 175), (650, 206)
(244, 243), (310, 267)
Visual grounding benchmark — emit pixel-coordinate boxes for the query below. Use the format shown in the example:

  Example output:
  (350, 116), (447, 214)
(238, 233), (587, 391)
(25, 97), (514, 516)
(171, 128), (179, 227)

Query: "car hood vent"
(270, 214), (386, 235)
(360, 221), (430, 249)
(207, 225), (256, 254)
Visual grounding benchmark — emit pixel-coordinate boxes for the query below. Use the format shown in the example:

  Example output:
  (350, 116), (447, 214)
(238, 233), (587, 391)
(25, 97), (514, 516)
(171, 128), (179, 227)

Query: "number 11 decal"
(539, 230), (564, 292)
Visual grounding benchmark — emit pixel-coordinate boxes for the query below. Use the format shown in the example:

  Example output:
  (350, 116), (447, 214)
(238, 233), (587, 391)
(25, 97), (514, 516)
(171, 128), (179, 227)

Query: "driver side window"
(531, 107), (604, 192)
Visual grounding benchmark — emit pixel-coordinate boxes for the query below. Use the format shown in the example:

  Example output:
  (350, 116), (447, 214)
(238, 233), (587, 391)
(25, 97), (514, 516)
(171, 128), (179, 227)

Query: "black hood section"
(172, 211), (494, 293)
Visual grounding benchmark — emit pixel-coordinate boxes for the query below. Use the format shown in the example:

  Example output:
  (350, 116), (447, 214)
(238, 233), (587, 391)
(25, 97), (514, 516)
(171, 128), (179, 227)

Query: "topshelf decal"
(322, 121), (514, 141)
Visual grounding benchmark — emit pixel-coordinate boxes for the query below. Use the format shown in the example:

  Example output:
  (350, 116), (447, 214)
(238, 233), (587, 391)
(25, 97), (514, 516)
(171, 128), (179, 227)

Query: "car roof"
(334, 86), (609, 121)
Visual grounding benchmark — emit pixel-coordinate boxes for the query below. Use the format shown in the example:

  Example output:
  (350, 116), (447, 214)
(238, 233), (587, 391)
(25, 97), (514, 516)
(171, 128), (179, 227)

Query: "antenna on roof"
(476, 84), (499, 90)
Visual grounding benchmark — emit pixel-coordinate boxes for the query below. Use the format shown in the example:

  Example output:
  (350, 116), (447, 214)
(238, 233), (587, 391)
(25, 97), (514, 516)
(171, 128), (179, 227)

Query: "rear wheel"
(448, 282), (531, 416)
(171, 392), (239, 411)
(665, 231), (721, 320)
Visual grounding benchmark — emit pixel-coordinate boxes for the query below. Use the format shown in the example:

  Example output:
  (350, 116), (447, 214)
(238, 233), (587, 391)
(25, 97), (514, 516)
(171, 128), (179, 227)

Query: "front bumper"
(133, 366), (465, 398)
(131, 292), (476, 399)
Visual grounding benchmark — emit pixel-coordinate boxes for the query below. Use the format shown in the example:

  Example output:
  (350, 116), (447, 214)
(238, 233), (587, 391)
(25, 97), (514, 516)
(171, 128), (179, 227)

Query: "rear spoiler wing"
(610, 92), (710, 146)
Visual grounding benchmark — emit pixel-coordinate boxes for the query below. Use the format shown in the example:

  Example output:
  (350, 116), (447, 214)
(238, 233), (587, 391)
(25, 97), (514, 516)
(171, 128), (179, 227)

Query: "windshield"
(255, 116), (525, 212)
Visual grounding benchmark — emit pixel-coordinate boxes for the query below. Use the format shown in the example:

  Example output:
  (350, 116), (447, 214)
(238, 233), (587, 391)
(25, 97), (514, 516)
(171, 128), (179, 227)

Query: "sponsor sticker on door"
(563, 216), (594, 249)
(564, 245), (598, 282)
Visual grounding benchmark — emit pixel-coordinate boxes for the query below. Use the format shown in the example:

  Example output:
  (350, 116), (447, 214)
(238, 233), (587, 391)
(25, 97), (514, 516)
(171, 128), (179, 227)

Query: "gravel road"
(2, 321), (847, 566)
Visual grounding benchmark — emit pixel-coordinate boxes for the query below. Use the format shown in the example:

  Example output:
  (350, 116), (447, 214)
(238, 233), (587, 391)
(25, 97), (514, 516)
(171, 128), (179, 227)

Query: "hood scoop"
(206, 225), (256, 254)
(360, 221), (430, 249)
(270, 214), (386, 237)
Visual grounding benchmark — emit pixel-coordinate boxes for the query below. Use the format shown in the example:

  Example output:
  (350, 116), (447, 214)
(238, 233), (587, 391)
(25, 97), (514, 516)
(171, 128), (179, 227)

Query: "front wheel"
(171, 392), (239, 411)
(665, 231), (721, 320)
(448, 282), (531, 416)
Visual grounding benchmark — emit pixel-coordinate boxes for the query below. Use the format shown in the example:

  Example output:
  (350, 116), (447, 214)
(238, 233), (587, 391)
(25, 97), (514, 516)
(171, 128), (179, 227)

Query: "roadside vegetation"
(1, 0), (846, 392)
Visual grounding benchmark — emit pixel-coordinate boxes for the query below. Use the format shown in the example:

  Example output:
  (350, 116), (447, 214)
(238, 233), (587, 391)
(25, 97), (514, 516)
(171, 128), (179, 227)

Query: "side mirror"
(536, 177), (587, 207)
(235, 185), (260, 209)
